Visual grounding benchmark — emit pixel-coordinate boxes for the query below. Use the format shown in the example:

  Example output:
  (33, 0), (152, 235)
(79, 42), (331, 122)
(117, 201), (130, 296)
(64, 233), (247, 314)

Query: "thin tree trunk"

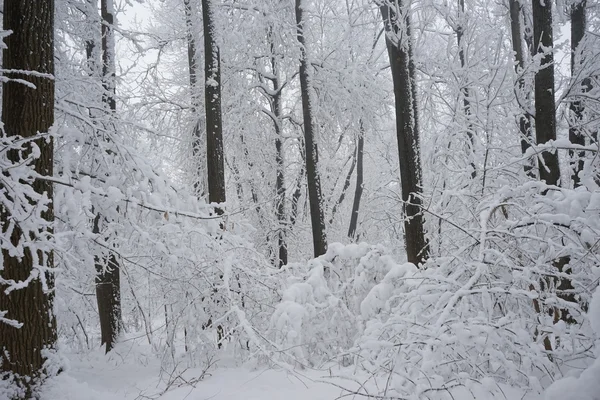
(456, 0), (476, 178)
(290, 149), (305, 227)
(509, 0), (535, 177)
(532, 0), (560, 186)
(95, 0), (122, 353)
(329, 155), (356, 225)
(202, 0), (226, 211)
(569, 0), (587, 187)
(329, 152), (356, 225)
(0, 0), (57, 396)
(348, 123), (364, 240)
(381, 1), (429, 266)
(295, 0), (327, 258)
(269, 26), (288, 267)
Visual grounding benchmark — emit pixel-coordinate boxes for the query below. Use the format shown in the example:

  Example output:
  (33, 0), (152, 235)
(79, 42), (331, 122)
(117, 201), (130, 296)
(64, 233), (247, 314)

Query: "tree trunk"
(381, 1), (429, 266)
(569, 0), (587, 187)
(269, 27), (288, 267)
(531, 0), (574, 325)
(509, 0), (535, 178)
(95, 0), (122, 353)
(532, 0), (560, 186)
(184, 0), (207, 196)
(348, 123), (364, 240)
(202, 0), (226, 211)
(0, 0), (57, 396)
(456, 0), (476, 178)
(329, 153), (356, 225)
(295, 0), (328, 258)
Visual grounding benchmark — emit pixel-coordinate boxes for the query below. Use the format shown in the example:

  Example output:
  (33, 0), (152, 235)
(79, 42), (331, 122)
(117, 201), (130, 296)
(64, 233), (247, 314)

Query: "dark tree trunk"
(95, 0), (122, 353)
(509, 0), (535, 178)
(269, 27), (288, 268)
(569, 0), (587, 187)
(329, 153), (356, 225)
(532, 0), (560, 186)
(381, 1), (429, 266)
(348, 123), (364, 240)
(290, 148), (305, 228)
(202, 0), (226, 211)
(295, 0), (328, 258)
(531, 0), (575, 325)
(93, 216), (121, 353)
(0, 0), (57, 396)
(184, 0), (206, 196)
(456, 0), (476, 178)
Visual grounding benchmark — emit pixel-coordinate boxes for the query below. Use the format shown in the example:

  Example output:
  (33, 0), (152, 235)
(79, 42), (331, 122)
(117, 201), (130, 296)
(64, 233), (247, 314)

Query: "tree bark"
(348, 123), (364, 240)
(0, 0), (57, 396)
(184, 0), (207, 196)
(569, 0), (587, 187)
(269, 26), (288, 267)
(532, 0), (560, 186)
(295, 0), (328, 258)
(456, 0), (476, 178)
(202, 0), (226, 211)
(95, 0), (122, 353)
(509, 0), (535, 177)
(380, 0), (429, 266)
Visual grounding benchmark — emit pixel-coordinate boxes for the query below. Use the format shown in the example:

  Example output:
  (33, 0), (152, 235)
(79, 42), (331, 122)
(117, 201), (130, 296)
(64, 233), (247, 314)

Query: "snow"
(36, 345), (545, 400)
(39, 349), (343, 400)
(544, 285), (600, 400)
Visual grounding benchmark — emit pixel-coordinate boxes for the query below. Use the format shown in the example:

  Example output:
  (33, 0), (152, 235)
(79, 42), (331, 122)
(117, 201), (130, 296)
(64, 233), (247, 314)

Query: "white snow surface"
(41, 349), (342, 400)
(35, 344), (542, 400)
(544, 285), (600, 400)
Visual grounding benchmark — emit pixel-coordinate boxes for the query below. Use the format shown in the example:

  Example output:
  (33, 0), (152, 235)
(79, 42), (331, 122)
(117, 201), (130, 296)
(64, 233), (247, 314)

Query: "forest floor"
(40, 340), (542, 400)
(41, 339), (345, 400)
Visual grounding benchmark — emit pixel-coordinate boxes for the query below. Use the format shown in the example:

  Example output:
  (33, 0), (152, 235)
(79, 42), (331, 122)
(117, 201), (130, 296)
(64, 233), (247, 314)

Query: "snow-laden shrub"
(270, 180), (598, 397)
(269, 243), (416, 367)
(545, 285), (600, 400)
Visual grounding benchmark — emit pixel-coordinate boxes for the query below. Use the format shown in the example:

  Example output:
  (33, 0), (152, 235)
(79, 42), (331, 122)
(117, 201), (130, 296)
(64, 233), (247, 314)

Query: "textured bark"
(381, 1), (429, 266)
(202, 0), (226, 211)
(92, 0), (122, 354)
(348, 125), (364, 240)
(569, 0), (587, 187)
(532, 0), (560, 186)
(185, 0), (207, 196)
(509, 0), (535, 177)
(93, 214), (121, 353)
(531, 0), (574, 324)
(0, 0), (57, 396)
(269, 27), (288, 268)
(295, 0), (328, 258)
(456, 0), (476, 178)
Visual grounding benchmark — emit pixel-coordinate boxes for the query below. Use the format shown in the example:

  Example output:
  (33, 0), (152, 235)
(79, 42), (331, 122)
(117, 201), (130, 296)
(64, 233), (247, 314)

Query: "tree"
(532, 0), (560, 186)
(184, 0), (207, 196)
(455, 0), (476, 178)
(347, 123), (364, 240)
(0, 0), (57, 396)
(202, 0), (226, 210)
(380, 0), (429, 265)
(91, 0), (122, 353)
(295, 0), (328, 258)
(268, 25), (289, 267)
(508, 0), (535, 177)
(568, 0), (588, 187)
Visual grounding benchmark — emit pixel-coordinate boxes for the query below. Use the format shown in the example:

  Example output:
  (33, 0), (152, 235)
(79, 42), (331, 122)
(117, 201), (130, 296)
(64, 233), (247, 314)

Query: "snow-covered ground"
(41, 344), (343, 400)
(40, 344), (543, 400)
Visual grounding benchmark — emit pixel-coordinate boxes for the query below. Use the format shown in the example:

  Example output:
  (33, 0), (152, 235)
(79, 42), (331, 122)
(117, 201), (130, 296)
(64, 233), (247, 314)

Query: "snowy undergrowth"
(269, 182), (599, 399)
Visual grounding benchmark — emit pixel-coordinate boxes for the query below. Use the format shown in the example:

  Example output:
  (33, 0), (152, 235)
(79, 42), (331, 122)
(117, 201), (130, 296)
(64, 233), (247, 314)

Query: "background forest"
(0, 0), (600, 399)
